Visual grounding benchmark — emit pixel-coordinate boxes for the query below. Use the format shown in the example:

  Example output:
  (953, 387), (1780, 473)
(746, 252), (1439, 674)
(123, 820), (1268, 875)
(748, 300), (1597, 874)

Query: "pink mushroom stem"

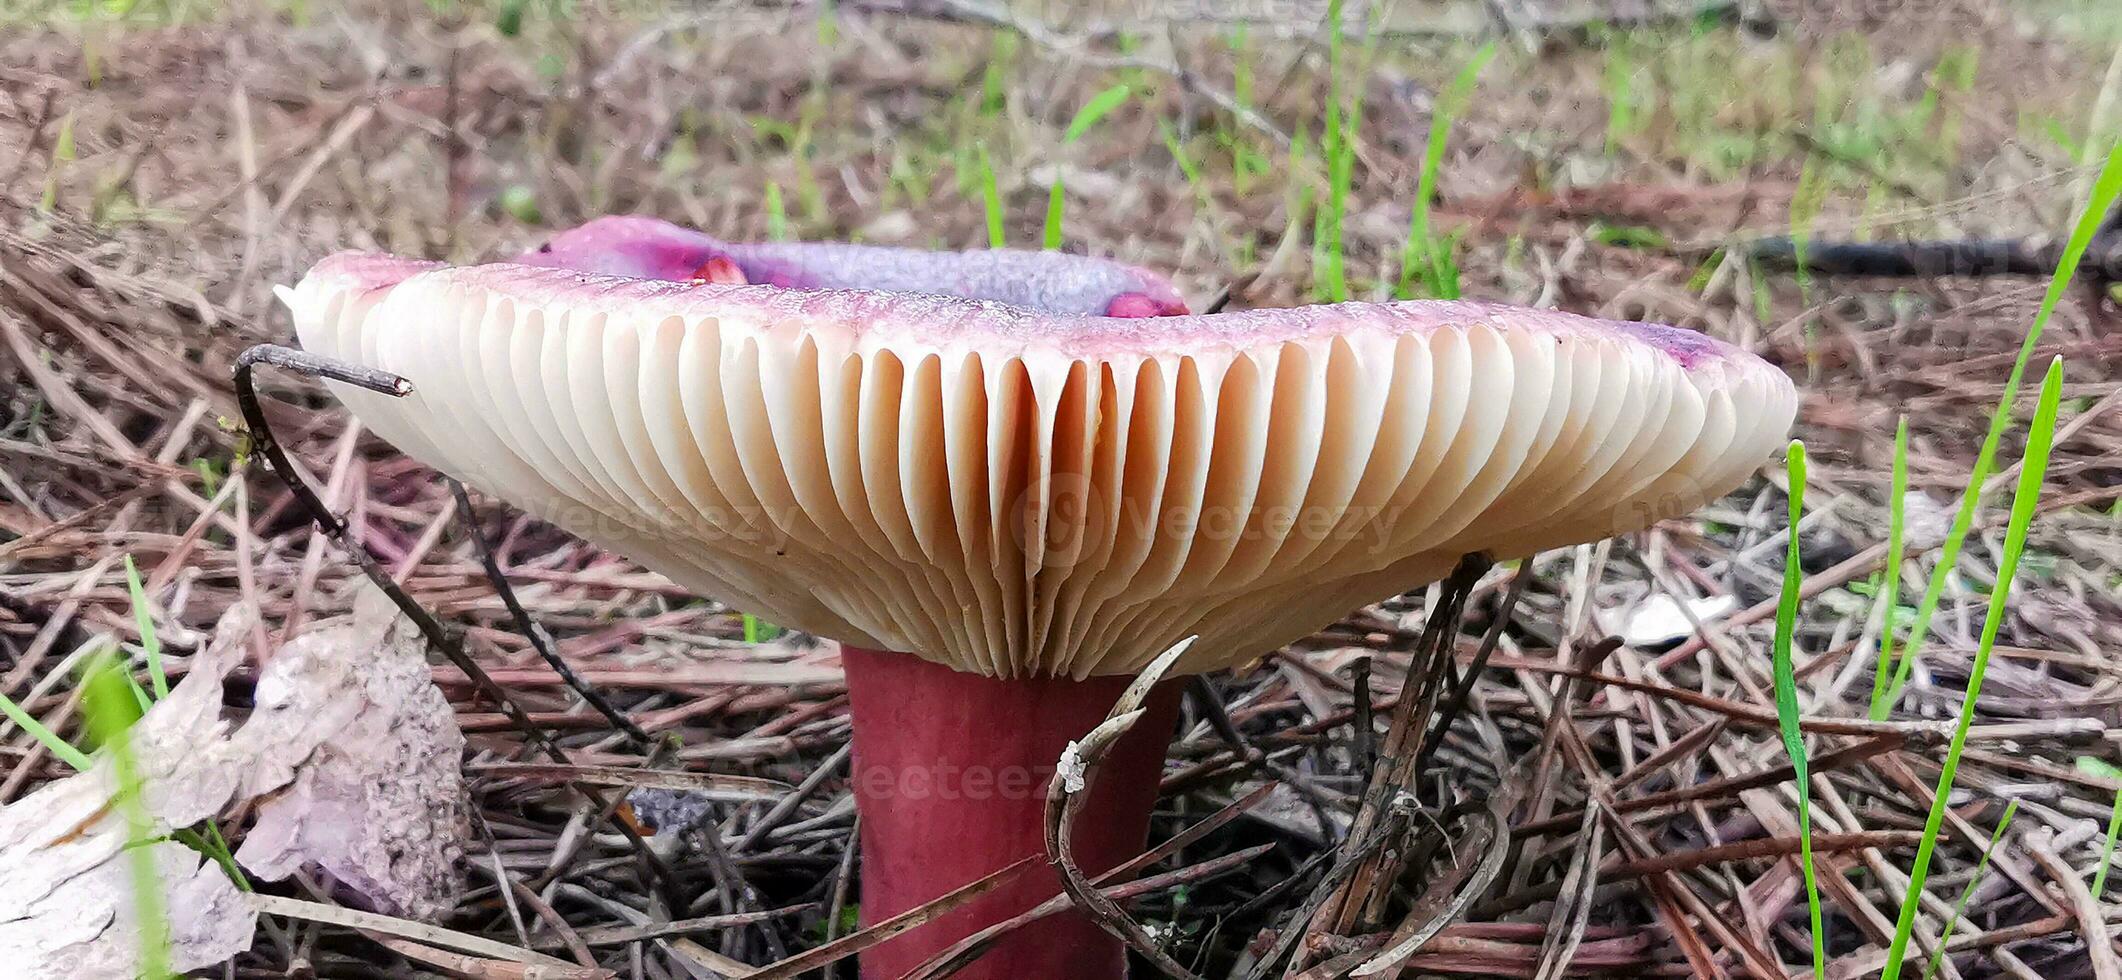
(839, 645), (1185, 979)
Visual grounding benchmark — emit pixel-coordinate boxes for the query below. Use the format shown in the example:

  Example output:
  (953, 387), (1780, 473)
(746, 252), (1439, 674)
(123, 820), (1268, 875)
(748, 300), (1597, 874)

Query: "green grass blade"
(814, 0), (837, 47)
(1063, 83), (1131, 144)
(124, 555), (169, 700)
(1603, 42), (1637, 155)
(2081, 757), (2122, 903)
(0, 689), (93, 772)
(175, 823), (252, 892)
(1877, 143), (2122, 717)
(1398, 43), (1496, 298)
(1868, 416), (1910, 715)
(1042, 182), (1066, 251)
(977, 142), (1005, 249)
(1920, 800), (2019, 980)
(980, 33), (1014, 116)
(1771, 440), (1826, 977)
(764, 181), (789, 242)
(742, 613), (781, 644)
(39, 111), (75, 213)
(1043, 83), (1131, 252)
(1314, 0), (1350, 302)
(83, 658), (173, 980)
(1880, 356), (2066, 980)
(495, 0), (524, 36)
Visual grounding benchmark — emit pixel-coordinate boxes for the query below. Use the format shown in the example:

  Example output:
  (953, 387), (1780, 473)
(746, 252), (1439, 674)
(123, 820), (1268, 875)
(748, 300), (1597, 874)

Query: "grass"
(1923, 46), (1980, 173)
(1211, 34), (1273, 202)
(979, 31), (1015, 116)
(1308, 0), (1393, 301)
(1602, 36), (1644, 156)
(1878, 355), (2067, 980)
(0, 681), (93, 771)
(748, 92), (828, 234)
(1159, 119), (1235, 262)
(1873, 141), (2122, 717)
(1042, 83), (1131, 251)
(976, 142), (1005, 248)
(38, 110), (75, 213)
(2081, 756), (2122, 903)
(1587, 223), (1669, 249)
(1584, 29), (1973, 187)
(124, 555), (169, 699)
(1396, 43), (1495, 300)
(494, 0), (523, 36)
(1866, 416), (1911, 715)
(813, 0), (836, 48)
(1920, 800), (2018, 980)
(81, 654), (171, 980)
(1770, 440), (1826, 977)
(499, 184), (541, 225)
(1788, 156), (1830, 380)
(742, 613), (780, 644)
(763, 180), (789, 242)
(1312, 0), (1354, 302)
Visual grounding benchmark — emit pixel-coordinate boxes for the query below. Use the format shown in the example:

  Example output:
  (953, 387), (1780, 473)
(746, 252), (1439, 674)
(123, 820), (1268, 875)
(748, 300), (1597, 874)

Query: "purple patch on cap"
(1603, 319), (1727, 368)
(517, 215), (1187, 317)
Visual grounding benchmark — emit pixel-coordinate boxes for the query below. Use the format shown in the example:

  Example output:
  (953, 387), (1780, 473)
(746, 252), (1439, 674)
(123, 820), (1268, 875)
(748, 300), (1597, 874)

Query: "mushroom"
(279, 236), (1795, 979)
(514, 214), (1192, 317)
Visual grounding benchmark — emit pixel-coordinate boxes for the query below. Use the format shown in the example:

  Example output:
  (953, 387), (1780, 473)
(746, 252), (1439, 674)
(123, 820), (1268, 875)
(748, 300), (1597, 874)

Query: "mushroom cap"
(517, 215), (1191, 317)
(283, 254), (1796, 677)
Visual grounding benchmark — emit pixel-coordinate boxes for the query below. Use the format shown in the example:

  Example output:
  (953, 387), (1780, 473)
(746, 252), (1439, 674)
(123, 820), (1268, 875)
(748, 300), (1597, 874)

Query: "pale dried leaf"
(0, 584), (469, 977)
(234, 585), (468, 919)
(0, 841), (249, 977)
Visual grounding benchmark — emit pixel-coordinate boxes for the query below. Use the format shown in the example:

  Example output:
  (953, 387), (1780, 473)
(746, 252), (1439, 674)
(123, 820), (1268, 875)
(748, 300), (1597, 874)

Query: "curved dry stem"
(1041, 637), (1200, 980)
(233, 342), (689, 910)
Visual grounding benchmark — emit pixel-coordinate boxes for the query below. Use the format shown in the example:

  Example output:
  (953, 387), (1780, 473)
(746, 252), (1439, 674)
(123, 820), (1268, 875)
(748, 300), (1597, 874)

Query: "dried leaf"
(0, 840), (249, 977)
(0, 585), (469, 977)
(235, 585), (468, 919)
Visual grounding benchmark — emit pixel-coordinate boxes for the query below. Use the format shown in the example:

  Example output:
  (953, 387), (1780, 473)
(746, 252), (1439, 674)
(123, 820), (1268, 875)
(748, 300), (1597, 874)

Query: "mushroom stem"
(840, 644), (1184, 979)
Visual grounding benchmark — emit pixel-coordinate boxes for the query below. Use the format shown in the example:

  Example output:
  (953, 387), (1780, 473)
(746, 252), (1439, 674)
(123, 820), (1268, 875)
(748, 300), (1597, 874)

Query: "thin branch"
(449, 479), (653, 747)
(1043, 637), (1202, 980)
(232, 343), (689, 911)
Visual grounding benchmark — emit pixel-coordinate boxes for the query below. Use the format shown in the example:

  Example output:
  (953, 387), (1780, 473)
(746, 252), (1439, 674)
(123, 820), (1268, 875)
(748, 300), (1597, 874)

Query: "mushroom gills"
(284, 260), (1797, 680)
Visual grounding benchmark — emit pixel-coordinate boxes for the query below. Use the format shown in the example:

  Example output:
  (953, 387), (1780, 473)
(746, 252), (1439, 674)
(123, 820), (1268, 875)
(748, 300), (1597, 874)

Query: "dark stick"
(235, 347), (543, 738)
(449, 479), (653, 747)
(1199, 272), (1255, 316)
(1043, 648), (1203, 980)
(232, 343), (689, 911)
(1349, 656), (1375, 776)
(236, 344), (414, 397)
(1743, 234), (2122, 283)
(1234, 800), (1415, 980)
(1185, 675), (1338, 844)
(1411, 562), (1529, 780)
(734, 741), (851, 854)
(1347, 557), (1491, 928)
